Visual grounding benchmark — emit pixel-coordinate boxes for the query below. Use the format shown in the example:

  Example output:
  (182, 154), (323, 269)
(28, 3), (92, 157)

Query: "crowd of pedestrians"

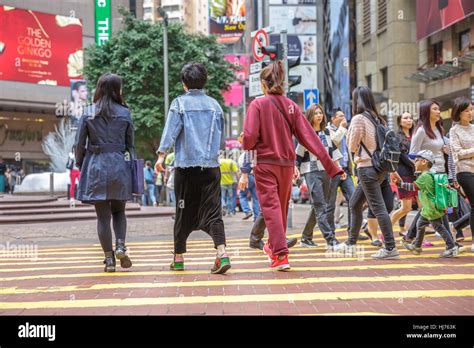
(72, 61), (473, 274)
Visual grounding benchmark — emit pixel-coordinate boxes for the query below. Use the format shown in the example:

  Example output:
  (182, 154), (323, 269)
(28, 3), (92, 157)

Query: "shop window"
(433, 41), (443, 65)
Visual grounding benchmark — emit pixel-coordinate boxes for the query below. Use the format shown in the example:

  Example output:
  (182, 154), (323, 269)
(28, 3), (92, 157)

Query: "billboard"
(0, 6), (83, 86)
(209, 0), (246, 44)
(416, 0), (474, 41)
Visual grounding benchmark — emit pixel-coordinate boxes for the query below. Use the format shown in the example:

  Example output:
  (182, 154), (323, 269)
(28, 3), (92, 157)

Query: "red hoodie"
(243, 94), (343, 178)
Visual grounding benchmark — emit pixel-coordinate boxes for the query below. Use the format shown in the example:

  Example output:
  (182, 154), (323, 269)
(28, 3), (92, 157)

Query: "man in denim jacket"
(155, 62), (231, 274)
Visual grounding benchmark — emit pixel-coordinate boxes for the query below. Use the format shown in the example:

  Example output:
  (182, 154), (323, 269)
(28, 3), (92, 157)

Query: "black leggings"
(457, 172), (474, 234)
(94, 200), (127, 253)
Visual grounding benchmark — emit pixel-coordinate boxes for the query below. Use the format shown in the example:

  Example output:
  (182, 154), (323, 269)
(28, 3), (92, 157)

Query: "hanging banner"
(416, 0), (474, 41)
(95, 0), (112, 46)
(0, 6), (83, 86)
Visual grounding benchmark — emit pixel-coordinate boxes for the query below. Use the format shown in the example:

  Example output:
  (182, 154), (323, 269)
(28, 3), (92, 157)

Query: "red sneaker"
(270, 254), (291, 272)
(263, 242), (276, 262)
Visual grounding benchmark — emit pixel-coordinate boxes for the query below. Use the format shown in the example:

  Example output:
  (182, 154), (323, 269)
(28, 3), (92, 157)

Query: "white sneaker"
(435, 232), (442, 238)
(371, 248), (401, 260)
(471, 244), (474, 252)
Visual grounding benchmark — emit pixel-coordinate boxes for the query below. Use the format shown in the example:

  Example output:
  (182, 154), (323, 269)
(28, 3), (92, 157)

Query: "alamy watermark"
(0, 242), (38, 260)
(380, 99), (419, 117)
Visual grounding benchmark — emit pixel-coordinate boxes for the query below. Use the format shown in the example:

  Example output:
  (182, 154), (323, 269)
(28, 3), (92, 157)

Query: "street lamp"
(158, 7), (169, 120)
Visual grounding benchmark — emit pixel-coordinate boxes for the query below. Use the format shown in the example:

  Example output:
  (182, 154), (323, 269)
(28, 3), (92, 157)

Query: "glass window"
(459, 30), (470, 52)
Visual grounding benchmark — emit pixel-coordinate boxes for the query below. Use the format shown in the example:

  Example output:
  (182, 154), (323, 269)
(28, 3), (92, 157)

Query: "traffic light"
(261, 43), (284, 61)
(288, 56), (301, 90)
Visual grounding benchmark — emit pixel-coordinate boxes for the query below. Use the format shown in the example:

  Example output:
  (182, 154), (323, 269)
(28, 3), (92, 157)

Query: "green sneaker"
(170, 253), (184, 271)
(211, 254), (231, 274)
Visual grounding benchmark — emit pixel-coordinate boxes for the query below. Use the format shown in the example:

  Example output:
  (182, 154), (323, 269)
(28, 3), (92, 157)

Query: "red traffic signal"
(261, 43), (284, 61)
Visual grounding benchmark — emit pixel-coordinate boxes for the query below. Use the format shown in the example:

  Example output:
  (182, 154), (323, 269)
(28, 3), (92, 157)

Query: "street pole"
(158, 7), (169, 119)
(163, 18), (169, 119)
(280, 29), (293, 229)
(281, 30), (289, 95)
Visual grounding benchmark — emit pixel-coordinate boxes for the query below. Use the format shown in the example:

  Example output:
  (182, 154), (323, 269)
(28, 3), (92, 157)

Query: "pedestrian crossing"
(0, 230), (473, 315)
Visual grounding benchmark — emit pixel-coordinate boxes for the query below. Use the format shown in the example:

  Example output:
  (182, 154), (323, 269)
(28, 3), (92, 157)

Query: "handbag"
(131, 158), (145, 195)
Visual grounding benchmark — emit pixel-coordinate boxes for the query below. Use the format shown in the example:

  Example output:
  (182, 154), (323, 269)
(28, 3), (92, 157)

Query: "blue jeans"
(142, 183), (156, 206)
(239, 174), (260, 219)
(302, 170), (336, 244)
(221, 184), (233, 213)
(231, 183), (238, 213)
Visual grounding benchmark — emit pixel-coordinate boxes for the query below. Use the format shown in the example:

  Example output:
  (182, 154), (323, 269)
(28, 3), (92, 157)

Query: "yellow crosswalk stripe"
(0, 289), (472, 310)
(1, 263), (472, 282)
(309, 312), (395, 316)
(33, 229), (465, 252)
(0, 253), (471, 273)
(0, 241), (466, 260)
(1, 244), (469, 265)
(1, 273), (472, 296)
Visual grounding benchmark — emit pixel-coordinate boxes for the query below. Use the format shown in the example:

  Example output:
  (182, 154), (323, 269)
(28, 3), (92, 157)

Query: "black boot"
(115, 239), (132, 269)
(103, 251), (116, 272)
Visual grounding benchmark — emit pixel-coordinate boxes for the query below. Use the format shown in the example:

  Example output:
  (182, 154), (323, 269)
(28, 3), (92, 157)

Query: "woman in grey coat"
(75, 73), (134, 272)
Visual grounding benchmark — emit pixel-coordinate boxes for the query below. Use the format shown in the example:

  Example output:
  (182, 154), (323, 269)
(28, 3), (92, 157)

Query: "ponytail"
(260, 61), (285, 95)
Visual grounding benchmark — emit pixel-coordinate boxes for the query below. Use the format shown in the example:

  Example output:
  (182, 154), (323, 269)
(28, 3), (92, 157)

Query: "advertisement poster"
(223, 54), (250, 106)
(209, 0), (246, 44)
(70, 80), (89, 127)
(289, 65), (317, 93)
(0, 6), (83, 86)
(416, 0), (474, 41)
(269, 5), (317, 35)
(270, 35), (317, 63)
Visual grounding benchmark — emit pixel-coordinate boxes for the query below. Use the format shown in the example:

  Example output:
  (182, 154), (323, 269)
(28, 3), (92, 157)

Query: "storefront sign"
(95, 0), (112, 46)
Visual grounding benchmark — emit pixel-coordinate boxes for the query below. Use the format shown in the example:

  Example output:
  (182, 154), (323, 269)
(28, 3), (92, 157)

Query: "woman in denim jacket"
(155, 62), (230, 274)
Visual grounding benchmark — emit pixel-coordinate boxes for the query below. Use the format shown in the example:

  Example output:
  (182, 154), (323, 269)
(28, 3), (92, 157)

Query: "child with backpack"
(394, 150), (459, 258)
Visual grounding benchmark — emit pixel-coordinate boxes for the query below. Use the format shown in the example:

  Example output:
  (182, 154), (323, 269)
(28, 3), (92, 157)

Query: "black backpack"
(359, 112), (401, 173)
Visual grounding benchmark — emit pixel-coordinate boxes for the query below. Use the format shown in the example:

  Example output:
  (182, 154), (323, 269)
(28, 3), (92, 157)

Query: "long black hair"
(93, 73), (126, 118)
(396, 111), (414, 136)
(352, 86), (386, 126)
(451, 96), (471, 123)
(416, 99), (443, 139)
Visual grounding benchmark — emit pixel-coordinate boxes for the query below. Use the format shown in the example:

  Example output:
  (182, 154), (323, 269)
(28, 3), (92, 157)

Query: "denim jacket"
(157, 89), (225, 168)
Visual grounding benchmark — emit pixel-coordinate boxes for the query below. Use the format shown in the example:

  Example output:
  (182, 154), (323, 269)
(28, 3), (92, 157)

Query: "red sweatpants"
(70, 169), (80, 199)
(253, 163), (293, 256)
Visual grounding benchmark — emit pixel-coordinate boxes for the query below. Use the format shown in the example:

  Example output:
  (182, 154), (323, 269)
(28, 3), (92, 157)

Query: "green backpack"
(428, 173), (458, 211)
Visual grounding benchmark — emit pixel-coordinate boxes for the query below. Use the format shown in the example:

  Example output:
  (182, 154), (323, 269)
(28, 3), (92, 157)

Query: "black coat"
(74, 103), (135, 203)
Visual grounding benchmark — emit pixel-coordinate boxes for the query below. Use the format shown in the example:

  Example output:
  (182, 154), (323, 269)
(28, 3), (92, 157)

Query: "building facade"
(143, 0), (209, 34)
(354, 0), (474, 129)
(408, 2), (474, 129)
(353, 0), (419, 128)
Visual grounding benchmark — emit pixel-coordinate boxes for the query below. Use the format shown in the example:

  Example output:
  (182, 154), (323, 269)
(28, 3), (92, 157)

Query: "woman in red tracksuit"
(242, 61), (343, 271)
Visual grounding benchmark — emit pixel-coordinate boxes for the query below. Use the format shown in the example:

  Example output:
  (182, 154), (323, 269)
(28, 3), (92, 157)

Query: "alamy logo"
(18, 322), (56, 341)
